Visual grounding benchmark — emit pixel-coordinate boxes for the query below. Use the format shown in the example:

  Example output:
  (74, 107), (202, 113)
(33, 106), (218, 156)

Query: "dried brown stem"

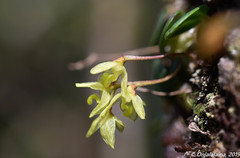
(68, 46), (159, 71)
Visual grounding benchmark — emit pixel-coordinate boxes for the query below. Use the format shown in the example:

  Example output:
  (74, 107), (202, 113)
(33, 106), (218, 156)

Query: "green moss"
(193, 103), (206, 116)
(198, 119), (204, 130)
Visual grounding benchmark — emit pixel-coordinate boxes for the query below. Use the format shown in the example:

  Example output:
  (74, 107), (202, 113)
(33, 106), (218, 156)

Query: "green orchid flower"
(76, 61), (129, 148)
(76, 60), (127, 117)
(121, 85), (146, 120)
(85, 93), (124, 149)
(76, 59), (147, 148)
(76, 82), (111, 118)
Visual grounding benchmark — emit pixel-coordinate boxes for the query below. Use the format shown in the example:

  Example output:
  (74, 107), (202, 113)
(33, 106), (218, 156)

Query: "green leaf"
(90, 62), (119, 74)
(159, 10), (184, 53)
(87, 94), (100, 105)
(75, 82), (104, 91)
(100, 115), (116, 149)
(130, 94), (145, 119)
(89, 90), (111, 118)
(150, 7), (167, 45)
(164, 5), (209, 40)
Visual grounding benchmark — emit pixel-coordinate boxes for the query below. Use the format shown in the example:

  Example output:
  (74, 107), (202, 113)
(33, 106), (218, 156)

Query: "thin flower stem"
(124, 54), (165, 61)
(136, 86), (192, 96)
(122, 52), (189, 62)
(129, 65), (181, 87)
(68, 45), (159, 71)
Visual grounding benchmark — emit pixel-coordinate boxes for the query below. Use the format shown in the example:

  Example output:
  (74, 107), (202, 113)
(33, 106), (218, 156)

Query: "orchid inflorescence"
(76, 55), (180, 148)
(74, 4), (209, 148)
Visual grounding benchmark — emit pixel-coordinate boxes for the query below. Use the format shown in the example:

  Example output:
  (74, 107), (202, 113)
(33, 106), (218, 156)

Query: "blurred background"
(0, 0), (165, 157)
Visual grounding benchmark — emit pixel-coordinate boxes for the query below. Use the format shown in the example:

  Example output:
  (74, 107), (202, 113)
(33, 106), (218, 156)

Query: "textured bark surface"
(181, 57), (240, 157)
(161, 0), (240, 157)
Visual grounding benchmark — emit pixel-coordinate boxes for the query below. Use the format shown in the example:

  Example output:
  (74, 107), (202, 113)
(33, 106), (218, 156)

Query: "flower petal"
(121, 69), (131, 102)
(89, 90), (111, 118)
(86, 106), (109, 138)
(120, 101), (138, 121)
(130, 94), (145, 119)
(114, 116), (125, 132)
(90, 62), (119, 74)
(121, 104), (133, 117)
(128, 108), (138, 121)
(101, 73), (115, 87)
(75, 82), (104, 91)
(86, 115), (102, 138)
(100, 114), (116, 149)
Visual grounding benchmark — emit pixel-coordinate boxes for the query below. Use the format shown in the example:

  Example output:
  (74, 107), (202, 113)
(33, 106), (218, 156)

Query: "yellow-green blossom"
(86, 93), (124, 148)
(75, 51), (182, 149)
(76, 61), (127, 118)
(121, 85), (145, 120)
(76, 60), (146, 148)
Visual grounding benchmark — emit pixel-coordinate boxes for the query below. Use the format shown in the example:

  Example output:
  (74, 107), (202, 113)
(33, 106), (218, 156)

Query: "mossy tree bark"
(160, 0), (240, 157)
